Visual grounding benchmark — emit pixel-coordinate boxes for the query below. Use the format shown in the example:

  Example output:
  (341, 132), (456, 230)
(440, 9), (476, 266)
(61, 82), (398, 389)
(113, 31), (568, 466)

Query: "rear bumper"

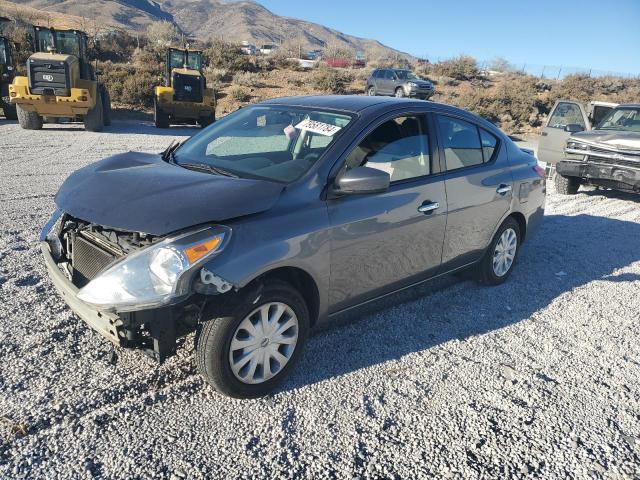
(557, 159), (640, 190)
(9, 80), (94, 116)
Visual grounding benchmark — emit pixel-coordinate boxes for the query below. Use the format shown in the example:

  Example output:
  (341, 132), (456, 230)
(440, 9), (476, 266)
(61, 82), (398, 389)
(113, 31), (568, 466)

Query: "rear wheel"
(196, 280), (309, 398)
(154, 98), (169, 128)
(83, 91), (104, 132)
(555, 173), (580, 195)
(198, 114), (215, 128)
(101, 85), (112, 127)
(476, 217), (521, 286)
(16, 104), (43, 130)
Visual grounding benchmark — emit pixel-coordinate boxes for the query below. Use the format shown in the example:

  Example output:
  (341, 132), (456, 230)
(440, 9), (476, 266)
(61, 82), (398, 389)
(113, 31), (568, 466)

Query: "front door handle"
(496, 184), (512, 195)
(418, 202), (440, 214)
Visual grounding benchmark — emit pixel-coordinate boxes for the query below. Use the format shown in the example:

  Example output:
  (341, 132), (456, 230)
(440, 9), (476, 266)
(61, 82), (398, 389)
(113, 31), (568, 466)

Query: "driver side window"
(345, 115), (431, 182)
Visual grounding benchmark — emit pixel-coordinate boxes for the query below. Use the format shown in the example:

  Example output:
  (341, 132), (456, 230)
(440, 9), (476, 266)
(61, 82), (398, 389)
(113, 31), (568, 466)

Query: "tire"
(154, 98), (169, 128)
(198, 114), (215, 128)
(196, 280), (310, 398)
(83, 90), (104, 132)
(367, 86), (376, 96)
(555, 173), (580, 195)
(101, 85), (112, 127)
(395, 87), (405, 98)
(16, 104), (43, 130)
(476, 217), (521, 286)
(0, 83), (17, 120)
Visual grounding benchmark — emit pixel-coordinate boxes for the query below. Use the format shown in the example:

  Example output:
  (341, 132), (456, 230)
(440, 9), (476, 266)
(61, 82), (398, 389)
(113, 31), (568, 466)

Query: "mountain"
(3, 0), (408, 58)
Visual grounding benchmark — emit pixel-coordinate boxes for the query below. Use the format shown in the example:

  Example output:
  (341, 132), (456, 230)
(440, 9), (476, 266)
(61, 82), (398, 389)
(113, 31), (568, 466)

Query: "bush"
(232, 72), (265, 88)
(98, 62), (158, 108)
(432, 55), (478, 80)
(205, 40), (254, 72)
(310, 67), (353, 94)
(228, 86), (252, 102)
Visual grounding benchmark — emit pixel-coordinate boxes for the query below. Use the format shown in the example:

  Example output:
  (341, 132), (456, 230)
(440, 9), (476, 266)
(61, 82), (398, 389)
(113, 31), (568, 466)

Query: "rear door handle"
(418, 202), (440, 214)
(496, 184), (512, 195)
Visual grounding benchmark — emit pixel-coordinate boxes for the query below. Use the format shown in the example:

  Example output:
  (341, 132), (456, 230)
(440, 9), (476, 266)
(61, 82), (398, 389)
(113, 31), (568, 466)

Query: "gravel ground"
(0, 119), (639, 479)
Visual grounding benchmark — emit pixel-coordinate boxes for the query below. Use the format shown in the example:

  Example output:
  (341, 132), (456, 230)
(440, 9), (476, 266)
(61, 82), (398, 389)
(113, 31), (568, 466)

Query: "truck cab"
(538, 99), (617, 165)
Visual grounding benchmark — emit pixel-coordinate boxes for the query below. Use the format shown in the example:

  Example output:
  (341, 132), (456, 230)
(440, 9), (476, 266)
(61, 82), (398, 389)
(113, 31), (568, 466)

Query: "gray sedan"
(41, 95), (546, 398)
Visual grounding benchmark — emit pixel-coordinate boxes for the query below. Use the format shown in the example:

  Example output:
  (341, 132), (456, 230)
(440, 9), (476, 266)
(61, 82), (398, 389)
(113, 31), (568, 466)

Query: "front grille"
(71, 236), (116, 288)
(587, 155), (640, 170)
(172, 73), (203, 103)
(28, 58), (70, 96)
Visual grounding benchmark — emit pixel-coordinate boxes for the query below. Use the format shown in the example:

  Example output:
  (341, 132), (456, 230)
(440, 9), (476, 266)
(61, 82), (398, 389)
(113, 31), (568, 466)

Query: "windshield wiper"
(161, 140), (183, 163)
(179, 162), (239, 178)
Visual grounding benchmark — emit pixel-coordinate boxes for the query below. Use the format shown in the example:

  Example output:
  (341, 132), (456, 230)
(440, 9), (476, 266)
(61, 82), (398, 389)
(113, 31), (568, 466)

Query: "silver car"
(41, 95), (545, 398)
(367, 68), (435, 100)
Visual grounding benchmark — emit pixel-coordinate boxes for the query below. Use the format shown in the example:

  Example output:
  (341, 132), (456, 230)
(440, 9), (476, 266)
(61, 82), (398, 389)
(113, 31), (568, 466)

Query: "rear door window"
(479, 128), (499, 162)
(547, 102), (586, 129)
(436, 115), (484, 170)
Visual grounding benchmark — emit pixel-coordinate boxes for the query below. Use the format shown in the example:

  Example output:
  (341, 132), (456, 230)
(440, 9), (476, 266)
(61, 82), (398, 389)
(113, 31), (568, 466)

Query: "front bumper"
(41, 241), (124, 345)
(407, 87), (434, 98)
(41, 239), (184, 362)
(557, 159), (640, 191)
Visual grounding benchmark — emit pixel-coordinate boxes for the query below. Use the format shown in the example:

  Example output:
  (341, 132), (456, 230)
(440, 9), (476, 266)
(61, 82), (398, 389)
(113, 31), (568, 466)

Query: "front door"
(538, 100), (588, 165)
(327, 113), (447, 312)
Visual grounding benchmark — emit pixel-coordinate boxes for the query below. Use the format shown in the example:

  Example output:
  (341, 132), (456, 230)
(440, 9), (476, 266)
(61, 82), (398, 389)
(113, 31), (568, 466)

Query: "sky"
(258, 0), (640, 76)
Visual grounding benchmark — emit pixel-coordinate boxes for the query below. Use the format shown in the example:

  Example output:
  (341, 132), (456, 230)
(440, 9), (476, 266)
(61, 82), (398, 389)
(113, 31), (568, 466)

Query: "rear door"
(435, 113), (513, 270)
(538, 100), (588, 165)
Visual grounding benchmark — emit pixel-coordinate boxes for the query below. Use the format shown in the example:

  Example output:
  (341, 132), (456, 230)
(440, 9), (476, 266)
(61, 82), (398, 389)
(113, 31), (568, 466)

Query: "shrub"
(98, 62), (158, 108)
(205, 40), (254, 72)
(232, 72), (265, 88)
(310, 67), (353, 94)
(228, 86), (252, 102)
(432, 55), (478, 80)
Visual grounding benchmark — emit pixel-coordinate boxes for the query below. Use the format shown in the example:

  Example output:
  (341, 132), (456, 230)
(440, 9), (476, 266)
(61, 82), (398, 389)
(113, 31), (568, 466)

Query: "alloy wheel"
(492, 228), (517, 277)
(229, 302), (299, 384)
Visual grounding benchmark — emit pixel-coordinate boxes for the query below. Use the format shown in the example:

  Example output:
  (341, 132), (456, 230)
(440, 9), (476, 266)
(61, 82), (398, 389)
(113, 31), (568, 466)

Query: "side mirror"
(564, 123), (584, 133)
(334, 166), (390, 195)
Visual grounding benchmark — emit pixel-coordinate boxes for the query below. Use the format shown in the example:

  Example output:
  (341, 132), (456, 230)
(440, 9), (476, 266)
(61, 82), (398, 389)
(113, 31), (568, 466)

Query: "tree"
(489, 56), (515, 73)
(146, 21), (179, 47)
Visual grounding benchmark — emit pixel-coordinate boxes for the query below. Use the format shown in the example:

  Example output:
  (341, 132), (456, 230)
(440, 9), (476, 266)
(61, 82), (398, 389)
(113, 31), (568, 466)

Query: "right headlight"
(77, 225), (231, 312)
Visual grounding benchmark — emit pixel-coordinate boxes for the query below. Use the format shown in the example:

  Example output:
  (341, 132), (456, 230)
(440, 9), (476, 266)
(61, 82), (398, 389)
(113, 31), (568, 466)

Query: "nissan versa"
(41, 96), (546, 398)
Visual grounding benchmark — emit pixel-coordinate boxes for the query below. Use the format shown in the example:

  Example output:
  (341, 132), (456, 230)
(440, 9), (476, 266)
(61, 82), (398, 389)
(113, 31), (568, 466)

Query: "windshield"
(394, 70), (419, 80)
(597, 107), (640, 133)
(0, 38), (7, 65)
(173, 105), (353, 183)
(169, 50), (202, 70)
(35, 29), (80, 56)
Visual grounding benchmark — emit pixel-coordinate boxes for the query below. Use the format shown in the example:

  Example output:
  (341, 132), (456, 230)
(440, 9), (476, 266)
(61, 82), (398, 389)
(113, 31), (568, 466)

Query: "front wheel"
(555, 173), (580, 195)
(196, 280), (309, 398)
(395, 87), (405, 98)
(367, 86), (376, 96)
(476, 217), (521, 285)
(198, 114), (215, 128)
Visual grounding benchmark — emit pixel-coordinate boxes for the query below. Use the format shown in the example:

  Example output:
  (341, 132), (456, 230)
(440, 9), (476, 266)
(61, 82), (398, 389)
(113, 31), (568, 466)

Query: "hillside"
(5, 0), (408, 58)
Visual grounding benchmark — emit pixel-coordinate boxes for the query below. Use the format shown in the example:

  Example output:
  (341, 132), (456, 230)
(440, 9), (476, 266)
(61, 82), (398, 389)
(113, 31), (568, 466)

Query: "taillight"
(533, 165), (546, 179)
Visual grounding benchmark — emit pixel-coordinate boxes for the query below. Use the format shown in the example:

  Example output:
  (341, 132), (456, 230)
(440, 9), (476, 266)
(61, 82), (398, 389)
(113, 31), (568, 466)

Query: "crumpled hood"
(572, 130), (640, 151)
(55, 151), (284, 235)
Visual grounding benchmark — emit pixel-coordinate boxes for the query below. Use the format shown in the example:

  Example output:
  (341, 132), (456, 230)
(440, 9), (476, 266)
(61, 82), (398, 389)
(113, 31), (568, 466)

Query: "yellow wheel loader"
(0, 34), (17, 120)
(9, 26), (111, 131)
(154, 48), (215, 128)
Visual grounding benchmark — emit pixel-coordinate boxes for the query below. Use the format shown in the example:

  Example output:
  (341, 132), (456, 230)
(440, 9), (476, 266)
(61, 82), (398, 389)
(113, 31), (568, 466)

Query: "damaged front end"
(41, 210), (234, 362)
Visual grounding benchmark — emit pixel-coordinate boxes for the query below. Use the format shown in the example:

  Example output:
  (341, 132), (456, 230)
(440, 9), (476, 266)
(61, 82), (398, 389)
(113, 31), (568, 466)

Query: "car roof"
(618, 103), (640, 108)
(258, 95), (475, 118)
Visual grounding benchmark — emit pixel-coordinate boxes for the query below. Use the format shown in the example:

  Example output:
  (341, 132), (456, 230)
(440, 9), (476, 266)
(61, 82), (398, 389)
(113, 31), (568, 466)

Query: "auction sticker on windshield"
(295, 118), (342, 136)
